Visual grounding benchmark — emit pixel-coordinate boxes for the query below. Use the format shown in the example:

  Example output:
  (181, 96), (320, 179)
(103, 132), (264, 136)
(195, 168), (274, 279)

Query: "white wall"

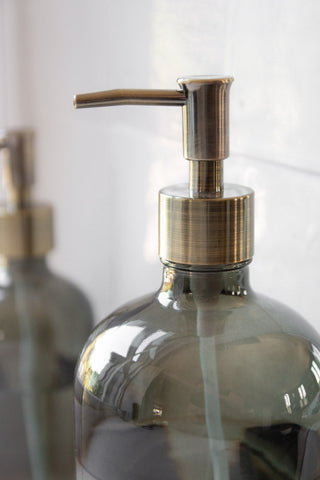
(1, 0), (320, 331)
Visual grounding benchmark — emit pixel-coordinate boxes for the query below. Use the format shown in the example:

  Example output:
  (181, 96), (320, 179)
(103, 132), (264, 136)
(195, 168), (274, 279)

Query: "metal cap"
(0, 205), (54, 259)
(0, 128), (54, 258)
(159, 184), (254, 266)
(74, 76), (254, 266)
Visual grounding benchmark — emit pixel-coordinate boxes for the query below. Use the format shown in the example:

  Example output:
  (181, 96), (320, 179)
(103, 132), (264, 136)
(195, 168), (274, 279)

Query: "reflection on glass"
(75, 262), (320, 479)
(87, 325), (144, 374)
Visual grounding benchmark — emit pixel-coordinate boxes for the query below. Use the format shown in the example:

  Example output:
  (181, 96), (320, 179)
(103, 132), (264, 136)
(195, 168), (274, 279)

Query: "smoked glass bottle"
(0, 129), (93, 480)
(74, 78), (320, 479)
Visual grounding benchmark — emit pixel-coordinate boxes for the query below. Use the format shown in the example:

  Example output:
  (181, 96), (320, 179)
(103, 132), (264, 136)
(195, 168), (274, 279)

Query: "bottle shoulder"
(85, 288), (319, 348)
(94, 292), (156, 333)
(0, 268), (93, 348)
(43, 270), (93, 316)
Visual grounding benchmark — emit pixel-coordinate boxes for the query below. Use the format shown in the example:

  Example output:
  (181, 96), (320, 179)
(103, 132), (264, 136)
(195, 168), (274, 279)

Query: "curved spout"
(73, 89), (186, 109)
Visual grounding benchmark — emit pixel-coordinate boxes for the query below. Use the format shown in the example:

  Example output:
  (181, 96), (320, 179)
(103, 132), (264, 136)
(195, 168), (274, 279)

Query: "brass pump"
(74, 76), (254, 266)
(0, 129), (53, 258)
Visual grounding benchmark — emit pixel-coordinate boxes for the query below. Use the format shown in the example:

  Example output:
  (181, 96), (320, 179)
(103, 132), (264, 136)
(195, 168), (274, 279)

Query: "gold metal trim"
(0, 205), (54, 258)
(159, 185), (254, 266)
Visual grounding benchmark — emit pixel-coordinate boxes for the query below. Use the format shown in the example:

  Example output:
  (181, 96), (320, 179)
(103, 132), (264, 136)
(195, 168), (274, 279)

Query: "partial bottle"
(74, 77), (320, 479)
(0, 128), (93, 480)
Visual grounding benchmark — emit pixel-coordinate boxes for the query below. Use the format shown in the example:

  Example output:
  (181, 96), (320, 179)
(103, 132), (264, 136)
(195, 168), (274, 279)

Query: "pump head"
(0, 128), (35, 210)
(0, 128), (53, 258)
(74, 76), (254, 266)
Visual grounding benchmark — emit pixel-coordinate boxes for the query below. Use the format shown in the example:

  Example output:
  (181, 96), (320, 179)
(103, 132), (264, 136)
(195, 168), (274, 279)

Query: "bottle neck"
(157, 260), (252, 307)
(1, 256), (49, 282)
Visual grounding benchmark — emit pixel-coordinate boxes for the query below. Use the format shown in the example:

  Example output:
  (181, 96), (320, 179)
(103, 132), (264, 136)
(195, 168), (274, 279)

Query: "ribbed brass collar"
(159, 184), (254, 266)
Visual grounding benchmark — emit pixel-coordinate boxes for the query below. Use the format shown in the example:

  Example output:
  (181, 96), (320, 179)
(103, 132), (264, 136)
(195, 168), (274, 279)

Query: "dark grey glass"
(75, 262), (320, 479)
(0, 257), (93, 480)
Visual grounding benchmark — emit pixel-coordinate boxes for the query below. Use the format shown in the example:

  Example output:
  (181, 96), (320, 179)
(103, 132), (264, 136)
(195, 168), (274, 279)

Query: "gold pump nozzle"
(74, 77), (254, 266)
(0, 128), (53, 258)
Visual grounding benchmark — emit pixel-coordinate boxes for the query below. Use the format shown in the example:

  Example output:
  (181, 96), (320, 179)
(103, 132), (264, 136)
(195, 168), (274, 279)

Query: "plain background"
(0, 0), (319, 332)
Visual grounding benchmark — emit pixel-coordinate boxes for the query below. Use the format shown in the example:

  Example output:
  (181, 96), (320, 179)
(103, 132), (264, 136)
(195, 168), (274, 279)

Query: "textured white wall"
(1, 0), (320, 331)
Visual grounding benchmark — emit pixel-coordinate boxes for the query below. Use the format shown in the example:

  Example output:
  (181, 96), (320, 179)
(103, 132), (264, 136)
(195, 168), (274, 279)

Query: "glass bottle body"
(75, 262), (320, 480)
(0, 257), (93, 480)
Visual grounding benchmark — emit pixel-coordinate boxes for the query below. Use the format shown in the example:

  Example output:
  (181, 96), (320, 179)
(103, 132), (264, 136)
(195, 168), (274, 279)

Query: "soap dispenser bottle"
(74, 78), (320, 480)
(0, 128), (93, 480)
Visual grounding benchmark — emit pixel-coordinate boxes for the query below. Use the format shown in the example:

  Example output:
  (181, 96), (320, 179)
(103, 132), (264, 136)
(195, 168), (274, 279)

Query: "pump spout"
(74, 76), (233, 165)
(73, 89), (186, 109)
